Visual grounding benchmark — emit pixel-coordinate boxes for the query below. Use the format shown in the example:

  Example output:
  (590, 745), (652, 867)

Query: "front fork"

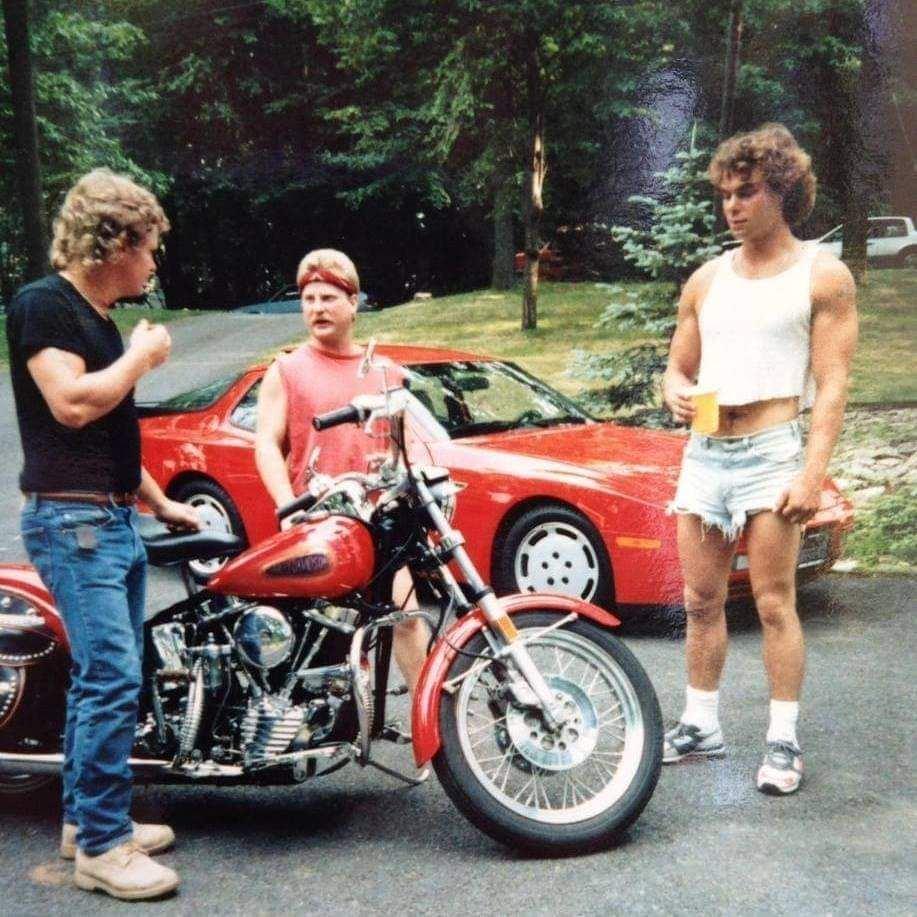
(414, 479), (567, 729)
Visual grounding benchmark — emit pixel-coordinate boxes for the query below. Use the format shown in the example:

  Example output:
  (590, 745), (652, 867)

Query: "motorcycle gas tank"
(208, 513), (376, 599)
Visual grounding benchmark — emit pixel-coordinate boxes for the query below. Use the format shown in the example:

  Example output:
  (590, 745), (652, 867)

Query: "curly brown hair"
(50, 169), (170, 270)
(709, 123), (817, 226)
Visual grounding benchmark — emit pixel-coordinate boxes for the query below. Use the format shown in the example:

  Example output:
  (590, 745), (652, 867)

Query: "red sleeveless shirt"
(277, 343), (406, 495)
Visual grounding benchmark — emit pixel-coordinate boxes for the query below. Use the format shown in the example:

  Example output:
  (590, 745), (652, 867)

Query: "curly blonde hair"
(295, 249), (360, 294)
(50, 169), (170, 270)
(709, 123), (817, 226)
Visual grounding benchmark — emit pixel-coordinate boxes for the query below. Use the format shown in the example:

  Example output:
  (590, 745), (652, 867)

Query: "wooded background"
(2, 0), (913, 319)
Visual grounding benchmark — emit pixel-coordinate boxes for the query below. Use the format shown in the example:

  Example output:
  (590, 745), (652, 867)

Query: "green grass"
(353, 268), (916, 404)
(0, 307), (208, 365)
(849, 269), (917, 403)
(358, 281), (662, 399)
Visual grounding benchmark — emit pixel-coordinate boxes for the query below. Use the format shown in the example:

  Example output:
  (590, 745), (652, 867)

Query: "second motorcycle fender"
(411, 593), (620, 767)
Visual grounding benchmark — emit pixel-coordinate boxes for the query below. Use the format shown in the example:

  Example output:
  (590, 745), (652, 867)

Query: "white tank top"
(696, 246), (818, 408)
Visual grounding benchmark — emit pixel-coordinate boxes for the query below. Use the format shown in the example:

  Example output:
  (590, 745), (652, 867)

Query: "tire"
(493, 503), (614, 608)
(171, 479), (248, 580)
(897, 247), (917, 269)
(0, 772), (57, 798)
(433, 611), (663, 854)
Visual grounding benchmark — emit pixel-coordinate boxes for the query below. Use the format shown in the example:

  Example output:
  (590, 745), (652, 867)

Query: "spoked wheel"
(433, 612), (662, 854)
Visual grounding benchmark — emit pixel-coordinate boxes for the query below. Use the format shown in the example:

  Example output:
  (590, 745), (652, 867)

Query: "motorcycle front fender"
(0, 564), (66, 649)
(411, 593), (620, 767)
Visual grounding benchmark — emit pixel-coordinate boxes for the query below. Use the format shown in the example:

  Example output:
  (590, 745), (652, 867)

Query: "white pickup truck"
(815, 216), (917, 267)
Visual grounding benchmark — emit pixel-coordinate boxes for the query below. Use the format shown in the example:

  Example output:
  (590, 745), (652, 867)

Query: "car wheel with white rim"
(493, 503), (614, 609)
(172, 479), (247, 581)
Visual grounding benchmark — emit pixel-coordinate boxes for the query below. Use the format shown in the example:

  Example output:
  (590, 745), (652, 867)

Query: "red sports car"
(138, 344), (853, 617)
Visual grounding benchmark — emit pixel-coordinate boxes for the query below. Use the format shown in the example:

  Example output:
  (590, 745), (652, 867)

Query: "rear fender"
(0, 565), (66, 649)
(411, 593), (620, 766)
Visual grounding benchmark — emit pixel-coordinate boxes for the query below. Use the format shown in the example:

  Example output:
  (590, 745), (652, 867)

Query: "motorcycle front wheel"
(433, 611), (662, 854)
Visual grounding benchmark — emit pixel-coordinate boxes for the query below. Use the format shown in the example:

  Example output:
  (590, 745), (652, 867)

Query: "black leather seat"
(142, 531), (245, 567)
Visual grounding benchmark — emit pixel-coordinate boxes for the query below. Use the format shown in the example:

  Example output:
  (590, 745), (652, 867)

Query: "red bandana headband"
(297, 268), (358, 297)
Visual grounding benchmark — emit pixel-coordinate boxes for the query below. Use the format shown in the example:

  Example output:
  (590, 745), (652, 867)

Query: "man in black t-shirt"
(8, 169), (198, 901)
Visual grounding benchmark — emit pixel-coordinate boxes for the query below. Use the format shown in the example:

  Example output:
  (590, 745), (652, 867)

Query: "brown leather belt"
(26, 490), (139, 507)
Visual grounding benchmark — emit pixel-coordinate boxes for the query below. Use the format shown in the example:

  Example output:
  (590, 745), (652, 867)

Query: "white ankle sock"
(682, 685), (720, 733)
(767, 699), (799, 746)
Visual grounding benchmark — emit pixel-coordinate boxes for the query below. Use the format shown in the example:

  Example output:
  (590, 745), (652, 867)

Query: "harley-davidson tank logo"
(265, 553), (331, 577)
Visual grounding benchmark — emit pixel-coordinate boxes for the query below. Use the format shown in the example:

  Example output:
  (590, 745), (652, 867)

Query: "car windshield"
(153, 374), (239, 412)
(403, 361), (593, 438)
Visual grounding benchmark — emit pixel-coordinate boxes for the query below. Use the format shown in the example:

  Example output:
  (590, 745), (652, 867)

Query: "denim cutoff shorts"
(668, 420), (804, 540)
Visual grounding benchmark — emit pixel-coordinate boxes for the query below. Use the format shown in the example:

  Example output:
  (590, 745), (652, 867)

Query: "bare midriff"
(713, 396), (799, 436)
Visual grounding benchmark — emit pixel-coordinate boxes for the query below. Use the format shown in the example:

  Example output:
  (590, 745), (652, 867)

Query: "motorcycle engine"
(239, 694), (305, 765)
(234, 606), (295, 670)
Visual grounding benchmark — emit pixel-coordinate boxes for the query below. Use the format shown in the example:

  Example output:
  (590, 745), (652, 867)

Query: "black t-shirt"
(7, 275), (141, 493)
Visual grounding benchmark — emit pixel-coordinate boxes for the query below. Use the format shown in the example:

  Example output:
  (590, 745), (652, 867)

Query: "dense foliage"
(569, 143), (727, 424)
(0, 0), (910, 311)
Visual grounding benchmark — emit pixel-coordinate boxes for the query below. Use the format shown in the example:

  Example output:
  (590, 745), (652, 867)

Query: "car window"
(154, 374), (239, 412)
(404, 361), (593, 438)
(884, 220), (906, 238)
(229, 380), (261, 432)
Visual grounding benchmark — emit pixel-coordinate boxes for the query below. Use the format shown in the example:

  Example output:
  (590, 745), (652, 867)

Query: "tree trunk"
(491, 171), (515, 291)
(522, 34), (545, 331)
(2, 0), (48, 280)
(718, 0), (744, 141)
(830, 4), (886, 284)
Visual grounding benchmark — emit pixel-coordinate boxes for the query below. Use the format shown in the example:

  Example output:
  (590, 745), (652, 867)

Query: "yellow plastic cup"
(688, 386), (719, 435)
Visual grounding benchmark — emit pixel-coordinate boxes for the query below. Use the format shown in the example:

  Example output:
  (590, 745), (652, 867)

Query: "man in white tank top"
(661, 124), (858, 794)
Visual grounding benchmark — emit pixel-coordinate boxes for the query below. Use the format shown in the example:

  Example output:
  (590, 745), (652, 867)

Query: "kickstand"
(364, 756), (430, 786)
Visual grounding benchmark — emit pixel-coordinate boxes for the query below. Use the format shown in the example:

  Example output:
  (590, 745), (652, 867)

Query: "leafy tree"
(0, 1), (165, 297)
(612, 138), (727, 286)
(569, 138), (726, 425)
(301, 0), (677, 329)
(2, 0), (47, 281)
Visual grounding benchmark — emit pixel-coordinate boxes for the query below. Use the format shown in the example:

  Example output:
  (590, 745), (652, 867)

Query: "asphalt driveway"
(0, 573), (913, 915)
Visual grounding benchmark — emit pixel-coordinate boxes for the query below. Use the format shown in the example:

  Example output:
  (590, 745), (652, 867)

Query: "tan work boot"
(61, 821), (175, 860)
(74, 841), (180, 901)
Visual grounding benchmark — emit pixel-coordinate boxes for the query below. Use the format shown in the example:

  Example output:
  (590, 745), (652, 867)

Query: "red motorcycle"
(0, 348), (662, 853)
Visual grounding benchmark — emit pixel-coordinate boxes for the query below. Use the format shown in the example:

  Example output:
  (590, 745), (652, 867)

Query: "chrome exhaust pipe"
(0, 751), (244, 780)
(0, 751), (65, 776)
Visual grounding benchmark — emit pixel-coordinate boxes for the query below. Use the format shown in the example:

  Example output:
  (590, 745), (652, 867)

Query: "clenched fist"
(130, 318), (171, 371)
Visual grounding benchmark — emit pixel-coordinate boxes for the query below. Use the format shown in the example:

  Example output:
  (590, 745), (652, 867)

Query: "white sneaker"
(61, 821), (175, 860)
(756, 741), (804, 795)
(74, 841), (179, 901)
(662, 721), (726, 763)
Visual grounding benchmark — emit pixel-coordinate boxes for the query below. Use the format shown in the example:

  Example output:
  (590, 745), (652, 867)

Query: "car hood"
(457, 421), (685, 507)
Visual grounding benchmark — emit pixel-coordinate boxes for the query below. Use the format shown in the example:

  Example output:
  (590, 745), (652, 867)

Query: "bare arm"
(663, 261), (716, 423)
(254, 361), (295, 509)
(775, 254), (858, 522)
(139, 466), (200, 529)
(26, 319), (170, 429)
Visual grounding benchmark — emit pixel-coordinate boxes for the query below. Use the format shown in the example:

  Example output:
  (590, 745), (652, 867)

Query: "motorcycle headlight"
(421, 467), (464, 524)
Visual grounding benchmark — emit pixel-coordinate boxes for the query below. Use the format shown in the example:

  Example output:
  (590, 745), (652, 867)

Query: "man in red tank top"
(254, 249), (429, 703)
(661, 125), (858, 795)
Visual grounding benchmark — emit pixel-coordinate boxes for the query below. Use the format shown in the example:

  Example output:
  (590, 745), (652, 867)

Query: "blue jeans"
(21, 496), (146, 857)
